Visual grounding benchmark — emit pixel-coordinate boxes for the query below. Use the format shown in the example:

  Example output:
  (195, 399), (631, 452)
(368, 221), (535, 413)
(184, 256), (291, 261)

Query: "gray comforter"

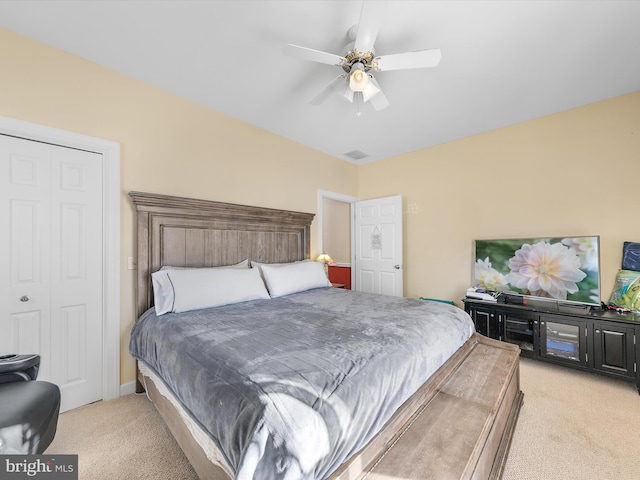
(129, 287), (474, 480)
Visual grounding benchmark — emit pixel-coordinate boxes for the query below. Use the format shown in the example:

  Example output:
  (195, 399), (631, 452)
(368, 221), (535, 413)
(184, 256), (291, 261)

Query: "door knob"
(394, 265), (401, 269)
(20, 295), (30, 302)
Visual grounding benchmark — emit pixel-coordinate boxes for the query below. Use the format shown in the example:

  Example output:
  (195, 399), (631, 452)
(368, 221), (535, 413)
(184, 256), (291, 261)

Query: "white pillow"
(151, 266), (269, 315)
(250, 259), (309, 269)
(153, 260), (250, 313)
(251, 259), (310, 281)
(261, 261), (331, 298)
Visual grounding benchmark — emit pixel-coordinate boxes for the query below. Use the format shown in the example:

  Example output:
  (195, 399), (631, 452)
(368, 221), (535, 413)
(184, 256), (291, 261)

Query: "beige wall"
(358, 91), (640, 304)
(0, 28), (358, 385)
(2, 27), (638, 388)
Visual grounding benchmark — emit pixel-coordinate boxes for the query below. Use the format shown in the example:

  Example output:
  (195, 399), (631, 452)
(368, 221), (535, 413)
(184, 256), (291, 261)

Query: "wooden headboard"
(129, 191), (315, 317)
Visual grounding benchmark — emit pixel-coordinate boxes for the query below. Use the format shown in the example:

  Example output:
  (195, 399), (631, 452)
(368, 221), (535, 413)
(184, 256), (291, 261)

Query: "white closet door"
(49, 144), (103, 411)
(1, 134), (104, 412)
(1, 137), (53, 379)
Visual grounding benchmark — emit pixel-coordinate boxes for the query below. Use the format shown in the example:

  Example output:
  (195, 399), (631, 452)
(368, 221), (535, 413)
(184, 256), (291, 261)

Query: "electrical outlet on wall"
(127, 256), (137, 270)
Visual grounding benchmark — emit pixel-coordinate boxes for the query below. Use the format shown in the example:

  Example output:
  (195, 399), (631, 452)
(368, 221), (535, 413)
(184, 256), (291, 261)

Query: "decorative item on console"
(622, 241), (640, 272)
(608, 241), (640, 314)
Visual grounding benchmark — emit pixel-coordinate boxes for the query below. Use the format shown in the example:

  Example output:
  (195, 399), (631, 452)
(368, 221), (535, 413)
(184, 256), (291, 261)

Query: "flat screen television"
(473, 235), (601, 307)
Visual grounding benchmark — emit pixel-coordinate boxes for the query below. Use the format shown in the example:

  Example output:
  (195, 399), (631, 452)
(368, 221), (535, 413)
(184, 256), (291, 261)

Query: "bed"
(129, 191), (523, 480)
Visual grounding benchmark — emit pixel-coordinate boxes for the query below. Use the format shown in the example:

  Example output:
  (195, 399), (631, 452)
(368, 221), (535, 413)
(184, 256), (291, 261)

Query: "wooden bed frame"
(130, 191), (523, 480)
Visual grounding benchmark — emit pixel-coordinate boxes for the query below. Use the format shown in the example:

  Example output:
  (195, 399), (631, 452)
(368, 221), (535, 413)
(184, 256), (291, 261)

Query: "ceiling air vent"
(344, 150), (369, 161)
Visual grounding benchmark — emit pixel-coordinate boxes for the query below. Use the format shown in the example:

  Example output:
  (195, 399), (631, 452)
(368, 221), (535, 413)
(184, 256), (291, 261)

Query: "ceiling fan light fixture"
(343, 86), (355, 103)
(362, 77), (380, 102)
(348, 62), (369, 92)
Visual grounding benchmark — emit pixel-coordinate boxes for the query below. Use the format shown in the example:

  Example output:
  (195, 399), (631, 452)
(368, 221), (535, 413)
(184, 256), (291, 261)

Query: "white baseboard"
(120, 381), (136, 396)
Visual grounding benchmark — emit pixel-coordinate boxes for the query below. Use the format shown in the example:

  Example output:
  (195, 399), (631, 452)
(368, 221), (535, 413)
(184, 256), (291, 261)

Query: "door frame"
(0, 115), (121, 402)
(317, 189), (359, 288)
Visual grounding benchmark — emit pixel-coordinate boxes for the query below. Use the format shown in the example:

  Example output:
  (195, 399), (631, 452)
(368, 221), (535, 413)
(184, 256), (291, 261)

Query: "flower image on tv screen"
(473, 236), (600, 306)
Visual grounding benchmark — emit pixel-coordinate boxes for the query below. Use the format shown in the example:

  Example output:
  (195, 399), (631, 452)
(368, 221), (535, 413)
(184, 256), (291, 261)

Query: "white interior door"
(1, 134), (104, 412)
(354, 195), (403, 296)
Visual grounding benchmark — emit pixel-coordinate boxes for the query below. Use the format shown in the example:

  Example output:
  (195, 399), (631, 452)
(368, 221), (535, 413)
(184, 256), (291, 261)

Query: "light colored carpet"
(47, 391), (198, 480)
(48, 358), (640, 479)
(502, 358), (640, 480)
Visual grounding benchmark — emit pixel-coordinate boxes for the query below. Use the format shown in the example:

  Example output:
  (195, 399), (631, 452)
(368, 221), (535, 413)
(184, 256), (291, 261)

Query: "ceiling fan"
(283, 0), (441, 112)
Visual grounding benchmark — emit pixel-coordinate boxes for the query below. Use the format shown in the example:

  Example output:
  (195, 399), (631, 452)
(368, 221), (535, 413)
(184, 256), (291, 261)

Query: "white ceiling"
(1, 1), (639, 164)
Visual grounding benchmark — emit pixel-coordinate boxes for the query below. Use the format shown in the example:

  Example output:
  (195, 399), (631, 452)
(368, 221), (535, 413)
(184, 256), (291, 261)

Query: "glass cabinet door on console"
(503, 311), (537, 358)
(538, 316), (588, 368)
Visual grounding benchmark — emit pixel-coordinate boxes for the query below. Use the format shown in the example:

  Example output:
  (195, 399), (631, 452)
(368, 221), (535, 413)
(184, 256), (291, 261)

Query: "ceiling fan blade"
(283, 44), (344, 66)
(367, 76), (389, 111)
(354, 0), (388, 53)
(376, 49), (442, 71)
(310, 75), (348, 105)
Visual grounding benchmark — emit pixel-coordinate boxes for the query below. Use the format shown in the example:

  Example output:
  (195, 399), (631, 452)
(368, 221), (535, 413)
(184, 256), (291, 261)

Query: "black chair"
(0, 354), (61, 454)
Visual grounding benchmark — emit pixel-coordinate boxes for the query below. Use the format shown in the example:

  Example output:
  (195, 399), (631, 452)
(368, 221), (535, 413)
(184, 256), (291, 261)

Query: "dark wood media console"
(464, 298), (640, 393)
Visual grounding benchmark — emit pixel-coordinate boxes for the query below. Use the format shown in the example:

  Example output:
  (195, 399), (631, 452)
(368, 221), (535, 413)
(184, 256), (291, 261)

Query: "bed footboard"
(335, 333), (523, 480)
